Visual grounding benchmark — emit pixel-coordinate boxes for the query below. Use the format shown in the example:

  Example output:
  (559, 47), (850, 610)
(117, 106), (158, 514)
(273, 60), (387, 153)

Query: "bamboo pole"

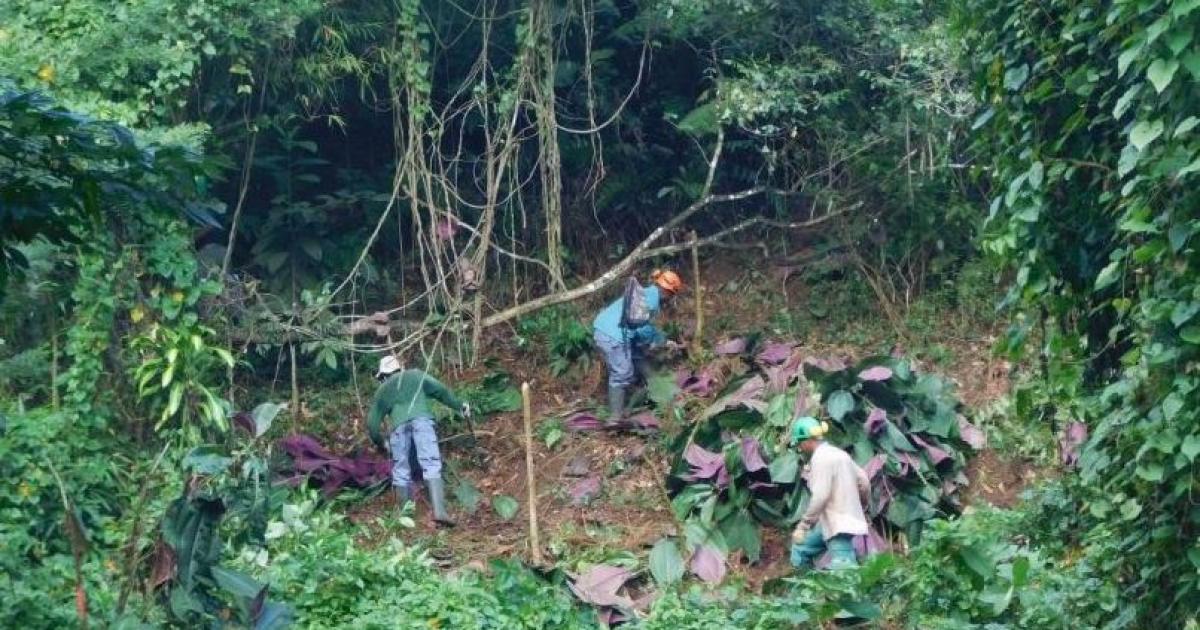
(521, 382), (542, 565)
(690, 230), (703, 356)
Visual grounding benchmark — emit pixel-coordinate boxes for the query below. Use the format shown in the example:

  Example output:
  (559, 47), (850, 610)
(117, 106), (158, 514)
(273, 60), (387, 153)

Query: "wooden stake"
(521, 382), (543, 565)
(690, 230), (703, 356)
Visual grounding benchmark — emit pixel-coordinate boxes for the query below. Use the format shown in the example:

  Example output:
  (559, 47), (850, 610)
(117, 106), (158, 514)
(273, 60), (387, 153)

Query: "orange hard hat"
(651, 269), (685, 294)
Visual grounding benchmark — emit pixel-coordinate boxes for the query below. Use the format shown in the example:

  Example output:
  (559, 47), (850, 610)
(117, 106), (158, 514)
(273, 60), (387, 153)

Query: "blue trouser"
(595, 331), (647, 388)
(790, 525), (857, 569)
(388, 416), (442, 487)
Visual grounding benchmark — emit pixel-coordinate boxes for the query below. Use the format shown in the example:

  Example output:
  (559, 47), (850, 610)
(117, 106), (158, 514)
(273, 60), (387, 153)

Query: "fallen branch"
(477, 197), (848, 329)
(637, 202), (857, 259)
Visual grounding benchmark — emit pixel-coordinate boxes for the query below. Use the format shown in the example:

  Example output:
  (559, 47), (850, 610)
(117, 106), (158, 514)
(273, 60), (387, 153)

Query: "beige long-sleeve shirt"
(799, 442), (870, 539)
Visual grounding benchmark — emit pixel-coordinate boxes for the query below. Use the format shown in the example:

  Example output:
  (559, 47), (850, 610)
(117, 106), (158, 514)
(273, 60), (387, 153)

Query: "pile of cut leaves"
(659, 339), (984, 582)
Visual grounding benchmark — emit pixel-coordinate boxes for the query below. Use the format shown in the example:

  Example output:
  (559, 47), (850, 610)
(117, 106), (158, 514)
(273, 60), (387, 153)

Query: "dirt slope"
(341, 253), (1029, 585)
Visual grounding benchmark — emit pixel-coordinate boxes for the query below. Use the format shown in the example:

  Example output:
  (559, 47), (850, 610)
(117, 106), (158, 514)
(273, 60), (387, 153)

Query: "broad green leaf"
(1178, 157), (1200, 178)
(958, 544), (995, 579)
(768, 451), (799, 484)
(766, 393), (792, 427)
(1185, 51), (1200, 79)
(1120, 498), (1142, 520)
(827, 390), (855, 421)
(167, 383), (184, 418)
(1163, 393), (1184, 421)
(161, 362), (177, 388)
(884, 420), (916, 451)
(648, 539), (685, 586)
(257, 602), (295, 630)
(251, 402), (286, 437)
(454, 479), (481, 514)
(1113, 83), (1141, 120)
(492, 495), (519, 521)
(1118, 144), (1141, 177)
(679, 102), (719, 136)
(543, 426), (564, 449)
(699, 494), (717, 526)
(1181, 325), (1200, 343)
(720, 511), (761, 563)
(1181, 434), (1200, 461)
(839, 600), (881, 620)
(1178, 117), (1200, 137)
(1003, 64), (1029, 91)
(972, 107), (995, 130)
(183, 447), (233, 475)
(211, 566), (264, 600)
(1027, 161), (1044, 188)
(1117, 45), (1142, 78)
(1094, 260), (1122, 290)
(1169, 224), (1193, 252)
(1147, 58), (1180, 93)
(648, 372), (679, 407)
(1167, 29), (1194, 56)
(1130, 119), (1164, 151)
(1136, 462), (1164, 482)
(214, 347), (234, 367)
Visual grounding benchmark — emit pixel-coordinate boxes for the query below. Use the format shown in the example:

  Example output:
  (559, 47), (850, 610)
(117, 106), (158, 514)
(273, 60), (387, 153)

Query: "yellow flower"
(171, 290), (185, 303)
(130, 305), (145, 323)
(36, 64), (55, 83)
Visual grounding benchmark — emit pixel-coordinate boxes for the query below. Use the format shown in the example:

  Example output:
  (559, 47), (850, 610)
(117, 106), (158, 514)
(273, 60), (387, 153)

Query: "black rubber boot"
(426, 478), (456, 528)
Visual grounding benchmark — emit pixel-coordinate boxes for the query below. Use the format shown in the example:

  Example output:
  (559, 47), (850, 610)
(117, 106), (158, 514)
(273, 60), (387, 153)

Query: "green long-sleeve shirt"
(366, 369), (463, 448)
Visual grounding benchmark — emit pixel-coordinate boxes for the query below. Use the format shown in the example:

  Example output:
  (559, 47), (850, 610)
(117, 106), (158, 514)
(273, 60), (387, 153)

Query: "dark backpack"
(619, 276), (651, 329)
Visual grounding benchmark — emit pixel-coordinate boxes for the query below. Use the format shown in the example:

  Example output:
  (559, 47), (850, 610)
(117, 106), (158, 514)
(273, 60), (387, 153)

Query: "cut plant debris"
(660, 338), (983, 582)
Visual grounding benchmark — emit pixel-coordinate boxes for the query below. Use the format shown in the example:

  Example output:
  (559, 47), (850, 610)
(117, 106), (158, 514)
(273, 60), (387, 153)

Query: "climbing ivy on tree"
(963, 0), (1200, 624)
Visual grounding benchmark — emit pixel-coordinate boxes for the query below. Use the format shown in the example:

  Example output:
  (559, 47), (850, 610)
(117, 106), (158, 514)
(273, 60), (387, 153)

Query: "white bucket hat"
(376, 355), (402, 378)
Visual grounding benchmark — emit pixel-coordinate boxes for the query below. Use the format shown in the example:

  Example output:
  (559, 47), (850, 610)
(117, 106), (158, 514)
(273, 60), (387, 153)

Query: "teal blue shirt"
(593, 284), (666, 345)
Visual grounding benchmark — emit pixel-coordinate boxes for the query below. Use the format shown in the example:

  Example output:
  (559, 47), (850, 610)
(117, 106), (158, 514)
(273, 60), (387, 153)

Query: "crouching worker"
(592, 270), (685, 423)
(368, 355), (471, 528)
(789, 417), (870, 570)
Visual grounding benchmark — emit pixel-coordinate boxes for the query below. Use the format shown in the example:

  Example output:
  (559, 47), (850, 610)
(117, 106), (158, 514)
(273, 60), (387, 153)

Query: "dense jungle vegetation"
(2, 0), (1199, 627)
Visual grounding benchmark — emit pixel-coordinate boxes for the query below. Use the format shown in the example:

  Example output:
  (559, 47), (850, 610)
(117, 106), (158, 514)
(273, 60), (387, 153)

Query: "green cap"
(789, 416), (828, 445)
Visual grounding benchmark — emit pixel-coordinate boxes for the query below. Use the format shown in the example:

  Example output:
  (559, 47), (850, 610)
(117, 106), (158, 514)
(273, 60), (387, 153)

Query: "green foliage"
(536, 416), (566, 449)
(238, 498), (594, 628)
(0, 80), (211, 301)
(0, 346), (49, 401)
(156, 404), (288, 626)
(132, 323), (233, 441)
(516, 306), (593, 377)
(963, 0), (1200, 623)
(0, 0), (323, 125)
(459, 370), (523, 417)
(492, 495), (520, 521)
(975, 396), (1056, 467)
(0, 408), (134, 626)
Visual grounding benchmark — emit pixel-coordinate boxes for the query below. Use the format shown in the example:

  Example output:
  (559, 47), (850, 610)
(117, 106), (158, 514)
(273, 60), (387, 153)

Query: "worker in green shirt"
(368, 355), (470, 528)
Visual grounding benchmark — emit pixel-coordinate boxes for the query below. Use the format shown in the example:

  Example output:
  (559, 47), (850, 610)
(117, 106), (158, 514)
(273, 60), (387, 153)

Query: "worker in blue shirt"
(592, 270), (684, 422)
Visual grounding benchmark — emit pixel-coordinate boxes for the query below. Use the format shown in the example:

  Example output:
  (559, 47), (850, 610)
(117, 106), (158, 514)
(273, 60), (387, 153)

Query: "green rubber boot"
(426, 478), (455, 528)
(394, 484), (412, 516)
(607, 385), (626, 424)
